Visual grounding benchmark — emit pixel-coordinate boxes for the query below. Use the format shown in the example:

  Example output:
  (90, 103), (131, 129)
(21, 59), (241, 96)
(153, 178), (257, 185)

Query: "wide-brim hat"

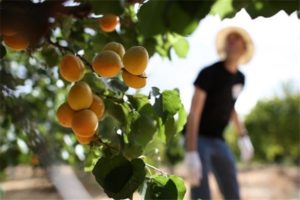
(216, 26), (254, 64)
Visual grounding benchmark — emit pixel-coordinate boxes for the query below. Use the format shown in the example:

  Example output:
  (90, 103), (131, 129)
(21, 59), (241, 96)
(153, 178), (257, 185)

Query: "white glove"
(238, 135), (254, 162)
(184, 151), (202, 186)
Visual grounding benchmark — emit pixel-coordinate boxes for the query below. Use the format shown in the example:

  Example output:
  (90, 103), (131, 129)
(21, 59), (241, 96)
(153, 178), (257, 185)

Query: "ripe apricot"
(75, 135), (95, 145)
(56, 102), (75, 128)
(3, 34), (29, 51)
(99, 14), (119, 32)
(72, 109), (98, 137)
(92, 50), (122, 77)
(67, 82), (93, 110)
(123, 46), (149, 75)
(59, 55), (85, 82)
(122, 70), (146, 89)
(89, 95), (105, 120)
(102, 42), (125, 58)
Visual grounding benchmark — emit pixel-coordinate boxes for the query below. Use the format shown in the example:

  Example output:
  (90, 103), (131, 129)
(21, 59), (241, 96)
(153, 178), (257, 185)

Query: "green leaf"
(144, 175), (186, 200)
(123, 142), (143, 160)
(127, 94), (149, 111)
(92, 155), (146, 199)
(104, 99), (128, 126)
(165, 2), (199, 36)
(210, 0), (236, 19)
(234, 0), (299, 19)
(129, 104), (157, 146)
(169, 175), (186, 199)
(164, 115), (177, 143)
(173, 36), (189, 58)
(178, 0), (215, 20)
(162, 89), (181, 115)
(90, 0), (123, 15)
(137, 0), (168, 38)
(151, 87), (161, 97)
(98, 116), (121, 150)
(83, 72), (108, 94)
(176, 105), (187, 133)
(108, 78), (128, 93)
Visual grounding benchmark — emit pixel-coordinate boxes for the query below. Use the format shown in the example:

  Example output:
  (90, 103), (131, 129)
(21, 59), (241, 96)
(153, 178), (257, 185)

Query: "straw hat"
(216, 26), (254, 64)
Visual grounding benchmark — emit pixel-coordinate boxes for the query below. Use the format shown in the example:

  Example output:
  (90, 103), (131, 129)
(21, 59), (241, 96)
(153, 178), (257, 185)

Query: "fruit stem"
(145, 163), (167, 175)
(46, 37), (94, 72)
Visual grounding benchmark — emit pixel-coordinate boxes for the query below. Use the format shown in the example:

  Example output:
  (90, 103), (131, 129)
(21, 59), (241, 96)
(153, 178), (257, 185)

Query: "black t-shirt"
(194, 61), (245, 139)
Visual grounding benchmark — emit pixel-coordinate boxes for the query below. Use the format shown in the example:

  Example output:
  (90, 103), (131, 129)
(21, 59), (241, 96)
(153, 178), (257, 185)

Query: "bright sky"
(140, 9), (300, 116)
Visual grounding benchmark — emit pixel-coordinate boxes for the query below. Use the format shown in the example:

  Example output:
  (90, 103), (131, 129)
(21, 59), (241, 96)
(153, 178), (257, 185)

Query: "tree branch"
(46, 37), (94, 71)
(145, 163), (168, 175)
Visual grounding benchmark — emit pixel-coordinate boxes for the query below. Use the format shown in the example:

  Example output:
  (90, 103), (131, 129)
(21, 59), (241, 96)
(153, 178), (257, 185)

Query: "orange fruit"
(92, 50), (122, 77)
(102, 42), (125, 58)
(75, 135), (95, 145)
(89, 95), (105, 120)
(59, 55), (85, 82)
(72, 109), (98, 137)
(122, 70), (146, 89)
(3, 34), (29, 51)
(67, 82), (93, 110)
(123, 46), (149, 75)
(56, 102), (75, 128)
(99, 14), (119, 32)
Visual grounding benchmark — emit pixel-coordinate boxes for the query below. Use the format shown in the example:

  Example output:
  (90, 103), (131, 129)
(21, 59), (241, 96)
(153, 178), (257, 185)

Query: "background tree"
(225, 84), (300, 164)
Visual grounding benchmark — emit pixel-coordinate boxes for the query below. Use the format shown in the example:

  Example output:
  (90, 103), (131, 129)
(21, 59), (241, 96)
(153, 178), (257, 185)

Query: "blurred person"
(185, 27), (254, 200)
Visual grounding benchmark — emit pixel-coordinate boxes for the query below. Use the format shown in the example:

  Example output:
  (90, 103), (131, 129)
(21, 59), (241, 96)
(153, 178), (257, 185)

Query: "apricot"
(89, 95), (105, 120)
(67, 82), (93, 110)
(3, 34), (29, 51)
(123, 46), (149, 75)
(75, 135), (95, 145)
(122, 70), (146, 89)
(56, 102), (75, 128)
(92, 50), (122, 77)
(102, 42), (125, 58)
(72, 109), (98, 137)
(99, 14), (119, 32)
(59, 55), (85, 82)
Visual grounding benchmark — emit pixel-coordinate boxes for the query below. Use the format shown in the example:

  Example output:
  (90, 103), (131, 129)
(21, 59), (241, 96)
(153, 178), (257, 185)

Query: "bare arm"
(186, 87), (207, 151)
(231, 109), (247, 137)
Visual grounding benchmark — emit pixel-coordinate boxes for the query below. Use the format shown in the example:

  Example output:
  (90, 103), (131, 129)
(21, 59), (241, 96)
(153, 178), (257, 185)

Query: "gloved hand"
(184, 151), (202, 186)
(238, 134), (254, 162)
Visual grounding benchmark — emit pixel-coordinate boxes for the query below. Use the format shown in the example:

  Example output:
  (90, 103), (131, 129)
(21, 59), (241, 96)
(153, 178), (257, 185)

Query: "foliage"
(1, 0), (299, 198)
(225, 85), (300, 164)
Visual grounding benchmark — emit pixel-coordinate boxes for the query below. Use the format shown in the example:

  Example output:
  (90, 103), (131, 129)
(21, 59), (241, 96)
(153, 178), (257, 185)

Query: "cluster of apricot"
(0, 25), (29, 51)
(56, 40), (149, 144)
(93, 41), (149, 89)
(56, 55), (105, 144)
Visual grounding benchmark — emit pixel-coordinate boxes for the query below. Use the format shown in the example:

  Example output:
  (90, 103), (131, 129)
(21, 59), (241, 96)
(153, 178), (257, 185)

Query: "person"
(184, 26), (254, 200)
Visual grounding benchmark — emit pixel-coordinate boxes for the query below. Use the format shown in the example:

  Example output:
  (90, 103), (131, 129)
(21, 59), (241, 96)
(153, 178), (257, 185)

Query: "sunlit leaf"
(173, 36), (189, 58)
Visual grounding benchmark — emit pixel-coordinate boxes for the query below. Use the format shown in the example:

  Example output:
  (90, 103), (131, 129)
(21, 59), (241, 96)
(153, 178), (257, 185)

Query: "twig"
(145, 163), (168, 175)
(46, 37), (94, 71)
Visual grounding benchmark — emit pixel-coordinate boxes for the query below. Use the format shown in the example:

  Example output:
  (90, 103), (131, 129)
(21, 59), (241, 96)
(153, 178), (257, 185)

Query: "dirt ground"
(1, 165), (299, 200)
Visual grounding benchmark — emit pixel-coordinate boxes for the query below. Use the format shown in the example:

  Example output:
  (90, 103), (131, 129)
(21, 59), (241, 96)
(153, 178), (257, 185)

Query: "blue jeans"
(191, 136), (240, 200)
